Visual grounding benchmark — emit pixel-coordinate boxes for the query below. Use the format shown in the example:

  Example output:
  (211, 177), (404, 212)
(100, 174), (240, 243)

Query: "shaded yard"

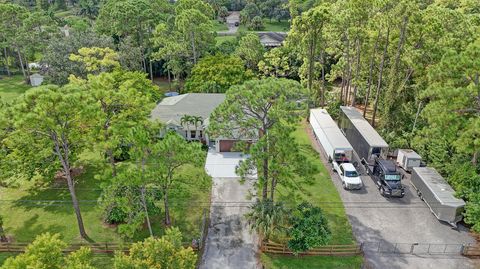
(0, 150), (211, 266)
(0, 75), (32, 102)
(261, 122), (362, 268)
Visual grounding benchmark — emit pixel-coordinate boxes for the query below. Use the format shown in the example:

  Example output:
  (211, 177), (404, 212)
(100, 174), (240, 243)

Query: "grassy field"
(0, 150), (211, 266)
(215, 35), (237, 44)
(239, 19), (290, 32)
(0, 75), (32, 102)
(261, 122), (362, 268)
(212, 20), (229, 31)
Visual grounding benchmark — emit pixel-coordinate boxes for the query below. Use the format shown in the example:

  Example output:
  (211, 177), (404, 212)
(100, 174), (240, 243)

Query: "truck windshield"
(345, 171), (358, 177)
(385, 174), (400, 181)
(334, 153), (348, 163)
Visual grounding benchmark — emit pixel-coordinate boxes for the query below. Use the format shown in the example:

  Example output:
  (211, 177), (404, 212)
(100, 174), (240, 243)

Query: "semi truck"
(309, 109), (362, 190)
(364, 158), (405, 197)
(411, 167), (465, 227)
(338, 106), (404, 197)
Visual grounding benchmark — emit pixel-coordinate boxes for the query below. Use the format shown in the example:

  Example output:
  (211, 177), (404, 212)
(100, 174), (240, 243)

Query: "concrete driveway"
(218, 11), (240, 35)
(305, 126), (478, 269)
(200, 150), (260, 269)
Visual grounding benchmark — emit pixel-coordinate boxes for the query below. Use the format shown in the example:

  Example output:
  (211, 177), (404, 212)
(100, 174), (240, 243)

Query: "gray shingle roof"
(151, 93), (226, 126)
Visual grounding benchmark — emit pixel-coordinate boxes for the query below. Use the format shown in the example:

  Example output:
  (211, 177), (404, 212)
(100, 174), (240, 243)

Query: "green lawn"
(0, 150), (211, 266)
(261, 254), (363, 269)
(238, 19), (290, 32)
(262, 122), (362, 268)
(215, 35), (237, 45)
(212, 20), (229, 32)
(0, 75), (32, 102)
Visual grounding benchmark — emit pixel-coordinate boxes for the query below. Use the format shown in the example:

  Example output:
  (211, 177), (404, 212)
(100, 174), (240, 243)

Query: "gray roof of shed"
(340, 106), (388, 148)
(151, 93), (226, 126)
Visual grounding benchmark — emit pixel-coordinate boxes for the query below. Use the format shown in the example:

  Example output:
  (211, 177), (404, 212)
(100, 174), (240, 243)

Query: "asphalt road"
(306, 126), (478, 269)
(218, 11), (240, 35)
(200, 151), (260, 269)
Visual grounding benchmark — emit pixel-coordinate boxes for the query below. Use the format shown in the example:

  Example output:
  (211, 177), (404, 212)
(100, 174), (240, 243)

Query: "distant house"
(257, 32), (287, 48)
(29, 73), (44, 87)
(151, 93), (250, 152)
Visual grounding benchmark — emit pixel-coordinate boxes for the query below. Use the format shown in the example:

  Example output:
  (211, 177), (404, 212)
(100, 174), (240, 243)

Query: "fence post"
(393, 243), (397, 254)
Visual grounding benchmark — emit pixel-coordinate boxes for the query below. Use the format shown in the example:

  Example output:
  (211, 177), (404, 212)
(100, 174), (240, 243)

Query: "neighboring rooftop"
(340, 106), (389, 148)
(151, 93), (226, 126)
(257, 32), (286, 47)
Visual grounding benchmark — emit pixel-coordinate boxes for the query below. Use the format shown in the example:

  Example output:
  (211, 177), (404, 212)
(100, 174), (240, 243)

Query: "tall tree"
(6, 85), (93, 239)
(209, 78), (308, 200)
(234, 33), (265, 71)
(148, 131), (204, 226)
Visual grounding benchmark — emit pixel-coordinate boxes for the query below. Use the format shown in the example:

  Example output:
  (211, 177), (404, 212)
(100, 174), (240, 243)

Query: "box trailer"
(309, 108), (354, 164)
(338, 106), (389, 163)
(397, 149), (422, 172)
(411, 167), (465, 227)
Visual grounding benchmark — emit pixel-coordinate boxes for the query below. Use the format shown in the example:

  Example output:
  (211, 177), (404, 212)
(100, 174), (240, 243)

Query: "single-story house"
(151, 93), (251, 152)
(257, 32), (287, 47)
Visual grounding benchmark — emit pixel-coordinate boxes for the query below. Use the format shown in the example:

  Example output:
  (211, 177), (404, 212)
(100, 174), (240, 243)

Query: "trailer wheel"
(380, 187), (385, 197)
(416, 190), (423, 200)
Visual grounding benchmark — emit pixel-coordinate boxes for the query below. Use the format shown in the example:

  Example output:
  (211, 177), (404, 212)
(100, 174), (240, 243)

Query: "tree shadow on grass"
(11, 214), (66, 242)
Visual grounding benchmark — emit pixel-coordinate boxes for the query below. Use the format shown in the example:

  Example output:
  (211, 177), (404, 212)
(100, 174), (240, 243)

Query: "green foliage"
(113, 227), (196, 269)
(69, 47), (120, 74)
(240, 2), (261, 24)
(246, 199), (288, 241)
(234, 33), (264, 70)
(287, 202), (331, 254)
(249, 15), (264, 30)
(1, 233), (96, 269)
(184, 54), (253, 93)
(209, 78), (309, 199)
(41, 30), (114, 85)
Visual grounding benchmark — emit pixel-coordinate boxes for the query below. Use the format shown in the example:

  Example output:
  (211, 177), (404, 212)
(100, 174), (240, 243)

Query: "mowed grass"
(215, 35), (237, 45)
(261, 255), (363, 269)
(0, 150), (211, 266)
(262, 122), (362, 268)
(212, 20), (229, 31)
(238, 19), (290, 32)
(0, 75), (32, 102)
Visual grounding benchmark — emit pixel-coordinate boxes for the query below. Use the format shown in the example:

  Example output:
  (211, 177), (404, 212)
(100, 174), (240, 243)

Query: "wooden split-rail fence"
(0, 242), (198, 254)
(261, 242), (362, 256)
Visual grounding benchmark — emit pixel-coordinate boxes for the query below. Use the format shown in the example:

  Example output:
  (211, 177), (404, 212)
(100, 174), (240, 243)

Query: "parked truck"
(411, 167), (465, 227)
(338, 106), (405, 197)
(309, 109), (362, 190)
(363, 158), (405, 197)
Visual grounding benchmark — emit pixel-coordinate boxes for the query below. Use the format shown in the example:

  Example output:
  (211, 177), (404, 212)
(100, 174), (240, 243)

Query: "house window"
(199, 131), (203, 138)
(190, 130), (196, 139)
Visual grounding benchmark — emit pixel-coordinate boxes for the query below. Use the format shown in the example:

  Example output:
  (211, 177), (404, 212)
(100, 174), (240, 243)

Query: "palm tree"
(245, 199), (288, 242)
(191, 116), (204, 140)
(180, 115), (193, 140)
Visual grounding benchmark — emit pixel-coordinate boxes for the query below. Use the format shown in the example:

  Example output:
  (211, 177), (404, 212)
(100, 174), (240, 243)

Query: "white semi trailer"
(310, 109), (362, 189)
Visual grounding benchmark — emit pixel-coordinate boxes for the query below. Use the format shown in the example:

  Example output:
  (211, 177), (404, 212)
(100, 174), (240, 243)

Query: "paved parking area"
(306, 126), (478, 269)
(200, 150), (260, 269)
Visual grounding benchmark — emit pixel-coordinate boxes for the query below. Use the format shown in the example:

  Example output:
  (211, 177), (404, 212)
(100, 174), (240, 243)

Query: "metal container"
(397, 149), (422, 171)
(338, 106), (389, 162)
(411, 167), (465, 227)
(309, 108), (353, 162)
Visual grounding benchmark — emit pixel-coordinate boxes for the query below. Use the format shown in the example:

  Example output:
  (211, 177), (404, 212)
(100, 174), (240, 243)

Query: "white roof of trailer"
(310, 108), (353, 150)
(412, 167), (465, 206)
(340, 106), (388, 148)
(399, 149), (422, 159)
